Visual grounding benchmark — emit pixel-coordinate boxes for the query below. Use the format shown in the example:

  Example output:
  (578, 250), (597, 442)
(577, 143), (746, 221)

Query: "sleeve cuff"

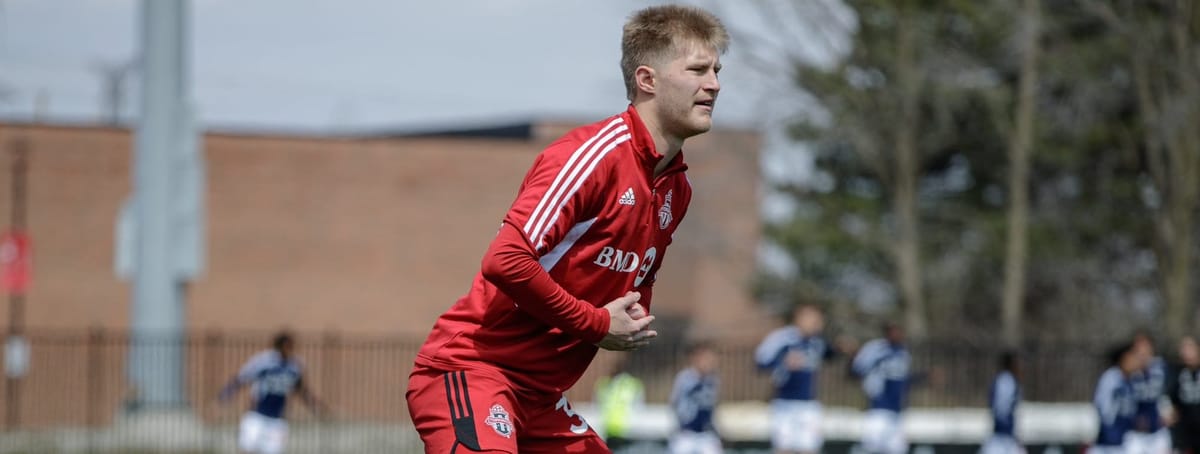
(581, 305), (610, 344)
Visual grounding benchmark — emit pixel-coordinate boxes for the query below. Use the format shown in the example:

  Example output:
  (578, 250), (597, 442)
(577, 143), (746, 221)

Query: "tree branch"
(1079, 0), (1128, 35)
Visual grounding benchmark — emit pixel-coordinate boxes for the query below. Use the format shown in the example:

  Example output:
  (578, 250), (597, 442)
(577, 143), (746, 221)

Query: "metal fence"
(0, 328), (1110, 452)
(583, 336), (1106, 407)
(0, 329), (423, 452)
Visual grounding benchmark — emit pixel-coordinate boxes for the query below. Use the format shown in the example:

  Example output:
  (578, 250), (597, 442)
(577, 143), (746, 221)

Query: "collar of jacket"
(622, 104), (688, 179)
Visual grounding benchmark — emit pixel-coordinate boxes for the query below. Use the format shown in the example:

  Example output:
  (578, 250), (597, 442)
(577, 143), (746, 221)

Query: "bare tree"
(890, 2), (928, 338)
(724, 0), (939, 338)
(1001, 0), (1042, 346)
(1085, 0), (1200, 340)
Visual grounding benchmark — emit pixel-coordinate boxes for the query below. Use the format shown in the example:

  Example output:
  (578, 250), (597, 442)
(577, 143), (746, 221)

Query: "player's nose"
(703, 74), (720, 93)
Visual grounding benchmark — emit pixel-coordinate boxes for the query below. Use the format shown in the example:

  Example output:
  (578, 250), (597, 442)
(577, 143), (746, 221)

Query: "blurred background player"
(218, 331), (326, 454)
(594, 355), (645, 449)
(669, 341), (722, 454)
(754, 304), (838, 454)
(1093, 342), (1143, 454)
(851, 323), (913, 454)
(1166, 335), (1200, 454)
(980, 351), (1023, 454)
(1129, 331), (1171, 454)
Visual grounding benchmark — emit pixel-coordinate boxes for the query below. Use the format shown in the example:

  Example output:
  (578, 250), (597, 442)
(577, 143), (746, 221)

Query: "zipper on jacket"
(647, 189), (656, 228)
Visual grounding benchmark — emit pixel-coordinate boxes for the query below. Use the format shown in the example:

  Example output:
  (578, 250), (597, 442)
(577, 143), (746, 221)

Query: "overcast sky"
(0, 0), (853, 128)
(0, 0), (856, 237)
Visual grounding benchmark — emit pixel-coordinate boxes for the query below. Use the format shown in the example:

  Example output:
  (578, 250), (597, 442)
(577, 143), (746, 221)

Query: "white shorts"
(669, 430), (723, 454)
(239, 411), (289, 454)
(861, 409), (906, 454)
(980, 434), (1025, 454)
(770, 399), (822, 452)
(1124, 429), (1171, 454)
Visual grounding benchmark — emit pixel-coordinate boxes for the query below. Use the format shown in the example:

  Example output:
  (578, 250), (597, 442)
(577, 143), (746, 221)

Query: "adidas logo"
(618, 188), (636, 206)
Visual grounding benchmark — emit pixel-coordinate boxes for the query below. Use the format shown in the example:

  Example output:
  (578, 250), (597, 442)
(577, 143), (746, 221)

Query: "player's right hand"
(596, 292), (657, 351)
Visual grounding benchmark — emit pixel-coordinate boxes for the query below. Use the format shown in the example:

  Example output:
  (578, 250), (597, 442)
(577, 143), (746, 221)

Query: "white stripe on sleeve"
(532, 133), (631, 250)
(538, 218), (597, 271)
(1094, 368), (1122, 425)
(853, 339), (888, 376)
(523, 118), (626, 246)
(754, 327), (798, 368)
(993, 372), (1016, 419)
(237, 350), (275, 383)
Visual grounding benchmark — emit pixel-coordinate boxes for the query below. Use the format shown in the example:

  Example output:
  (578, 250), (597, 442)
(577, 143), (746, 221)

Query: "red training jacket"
(413, 105), (693, 398)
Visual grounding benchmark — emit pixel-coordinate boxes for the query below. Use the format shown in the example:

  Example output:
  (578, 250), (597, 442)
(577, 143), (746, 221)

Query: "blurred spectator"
(1166, 335), (1200, 454)
(669, 340), (722, 454)
(1093, 342), (1143, 454)
(851, 323), (913, 454)
(1129, 331), (1171, 454)
(980, 351), (1024, 454)
(594, 355), (645, 449)
(218, 331), (326, 454)
(754, 305), (848, 454)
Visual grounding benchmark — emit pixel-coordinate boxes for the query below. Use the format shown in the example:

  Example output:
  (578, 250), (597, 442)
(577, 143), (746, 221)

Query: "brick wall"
(0, 121), (773, 341)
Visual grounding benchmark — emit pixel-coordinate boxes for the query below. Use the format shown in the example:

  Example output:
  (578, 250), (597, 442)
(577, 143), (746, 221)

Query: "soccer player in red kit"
(406, 5), (729, 453)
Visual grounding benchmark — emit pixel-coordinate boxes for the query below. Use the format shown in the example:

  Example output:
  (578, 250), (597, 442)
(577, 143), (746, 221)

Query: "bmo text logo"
(594, 247), (657, 286)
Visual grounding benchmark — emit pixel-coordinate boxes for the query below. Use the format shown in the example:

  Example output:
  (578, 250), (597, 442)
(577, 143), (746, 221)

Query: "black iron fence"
(0, 328), (1110, 452)
(587, 336), (1106, 407)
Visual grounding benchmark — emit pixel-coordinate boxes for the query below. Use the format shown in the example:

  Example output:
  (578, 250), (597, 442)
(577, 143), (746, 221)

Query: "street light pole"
(3, 137), (27, 430)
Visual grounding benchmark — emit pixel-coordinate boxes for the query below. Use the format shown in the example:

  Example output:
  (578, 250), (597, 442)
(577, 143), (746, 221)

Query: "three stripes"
(522, 117), (633, 251)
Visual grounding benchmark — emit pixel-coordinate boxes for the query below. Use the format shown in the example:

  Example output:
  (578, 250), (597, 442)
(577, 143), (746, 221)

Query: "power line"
(90, 58), (138, 125)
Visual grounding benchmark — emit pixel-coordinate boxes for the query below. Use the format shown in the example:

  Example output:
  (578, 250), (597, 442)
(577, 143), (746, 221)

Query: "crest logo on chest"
(658, 190), (673, 230)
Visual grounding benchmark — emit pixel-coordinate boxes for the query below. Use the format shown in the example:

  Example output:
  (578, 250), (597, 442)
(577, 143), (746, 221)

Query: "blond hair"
(621, 5), (729, 101)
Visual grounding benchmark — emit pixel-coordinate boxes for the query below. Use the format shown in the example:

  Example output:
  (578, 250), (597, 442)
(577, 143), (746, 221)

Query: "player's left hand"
(597, 292), (657, 351)
(626, 302), (648, 320)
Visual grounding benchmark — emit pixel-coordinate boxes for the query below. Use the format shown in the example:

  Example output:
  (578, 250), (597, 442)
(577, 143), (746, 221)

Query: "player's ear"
(634, 65), (657, 96)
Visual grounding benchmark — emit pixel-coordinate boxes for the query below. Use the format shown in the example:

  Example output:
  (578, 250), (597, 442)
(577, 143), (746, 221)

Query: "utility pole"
(3, 137), (29, 429)
(127, 0), (203, 411)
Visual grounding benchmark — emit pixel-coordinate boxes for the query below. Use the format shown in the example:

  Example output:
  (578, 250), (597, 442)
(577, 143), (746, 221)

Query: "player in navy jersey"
(669, 341), (722, 454)
(851, 323), (914, 454)
(1166, 335), (1200, 453)
(754, 305), (845, 454)
(1129, 332), (1170, 454)
(1093, 342), (1144, 454)
(981, 351), (1023, 454)
(218, 332), (325, 454)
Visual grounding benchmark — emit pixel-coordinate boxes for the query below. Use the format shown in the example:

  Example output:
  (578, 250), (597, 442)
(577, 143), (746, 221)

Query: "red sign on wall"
(0, 231), (32, 295)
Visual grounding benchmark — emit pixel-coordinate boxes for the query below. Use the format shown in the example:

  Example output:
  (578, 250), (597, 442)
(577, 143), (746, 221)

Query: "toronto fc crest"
(658, 190), (674, 230)
(485, 404), (513, 438)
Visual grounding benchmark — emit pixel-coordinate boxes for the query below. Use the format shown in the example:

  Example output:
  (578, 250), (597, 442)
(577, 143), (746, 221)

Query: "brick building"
(0, 119), (778, 429)
(0, 119), (771, 341)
